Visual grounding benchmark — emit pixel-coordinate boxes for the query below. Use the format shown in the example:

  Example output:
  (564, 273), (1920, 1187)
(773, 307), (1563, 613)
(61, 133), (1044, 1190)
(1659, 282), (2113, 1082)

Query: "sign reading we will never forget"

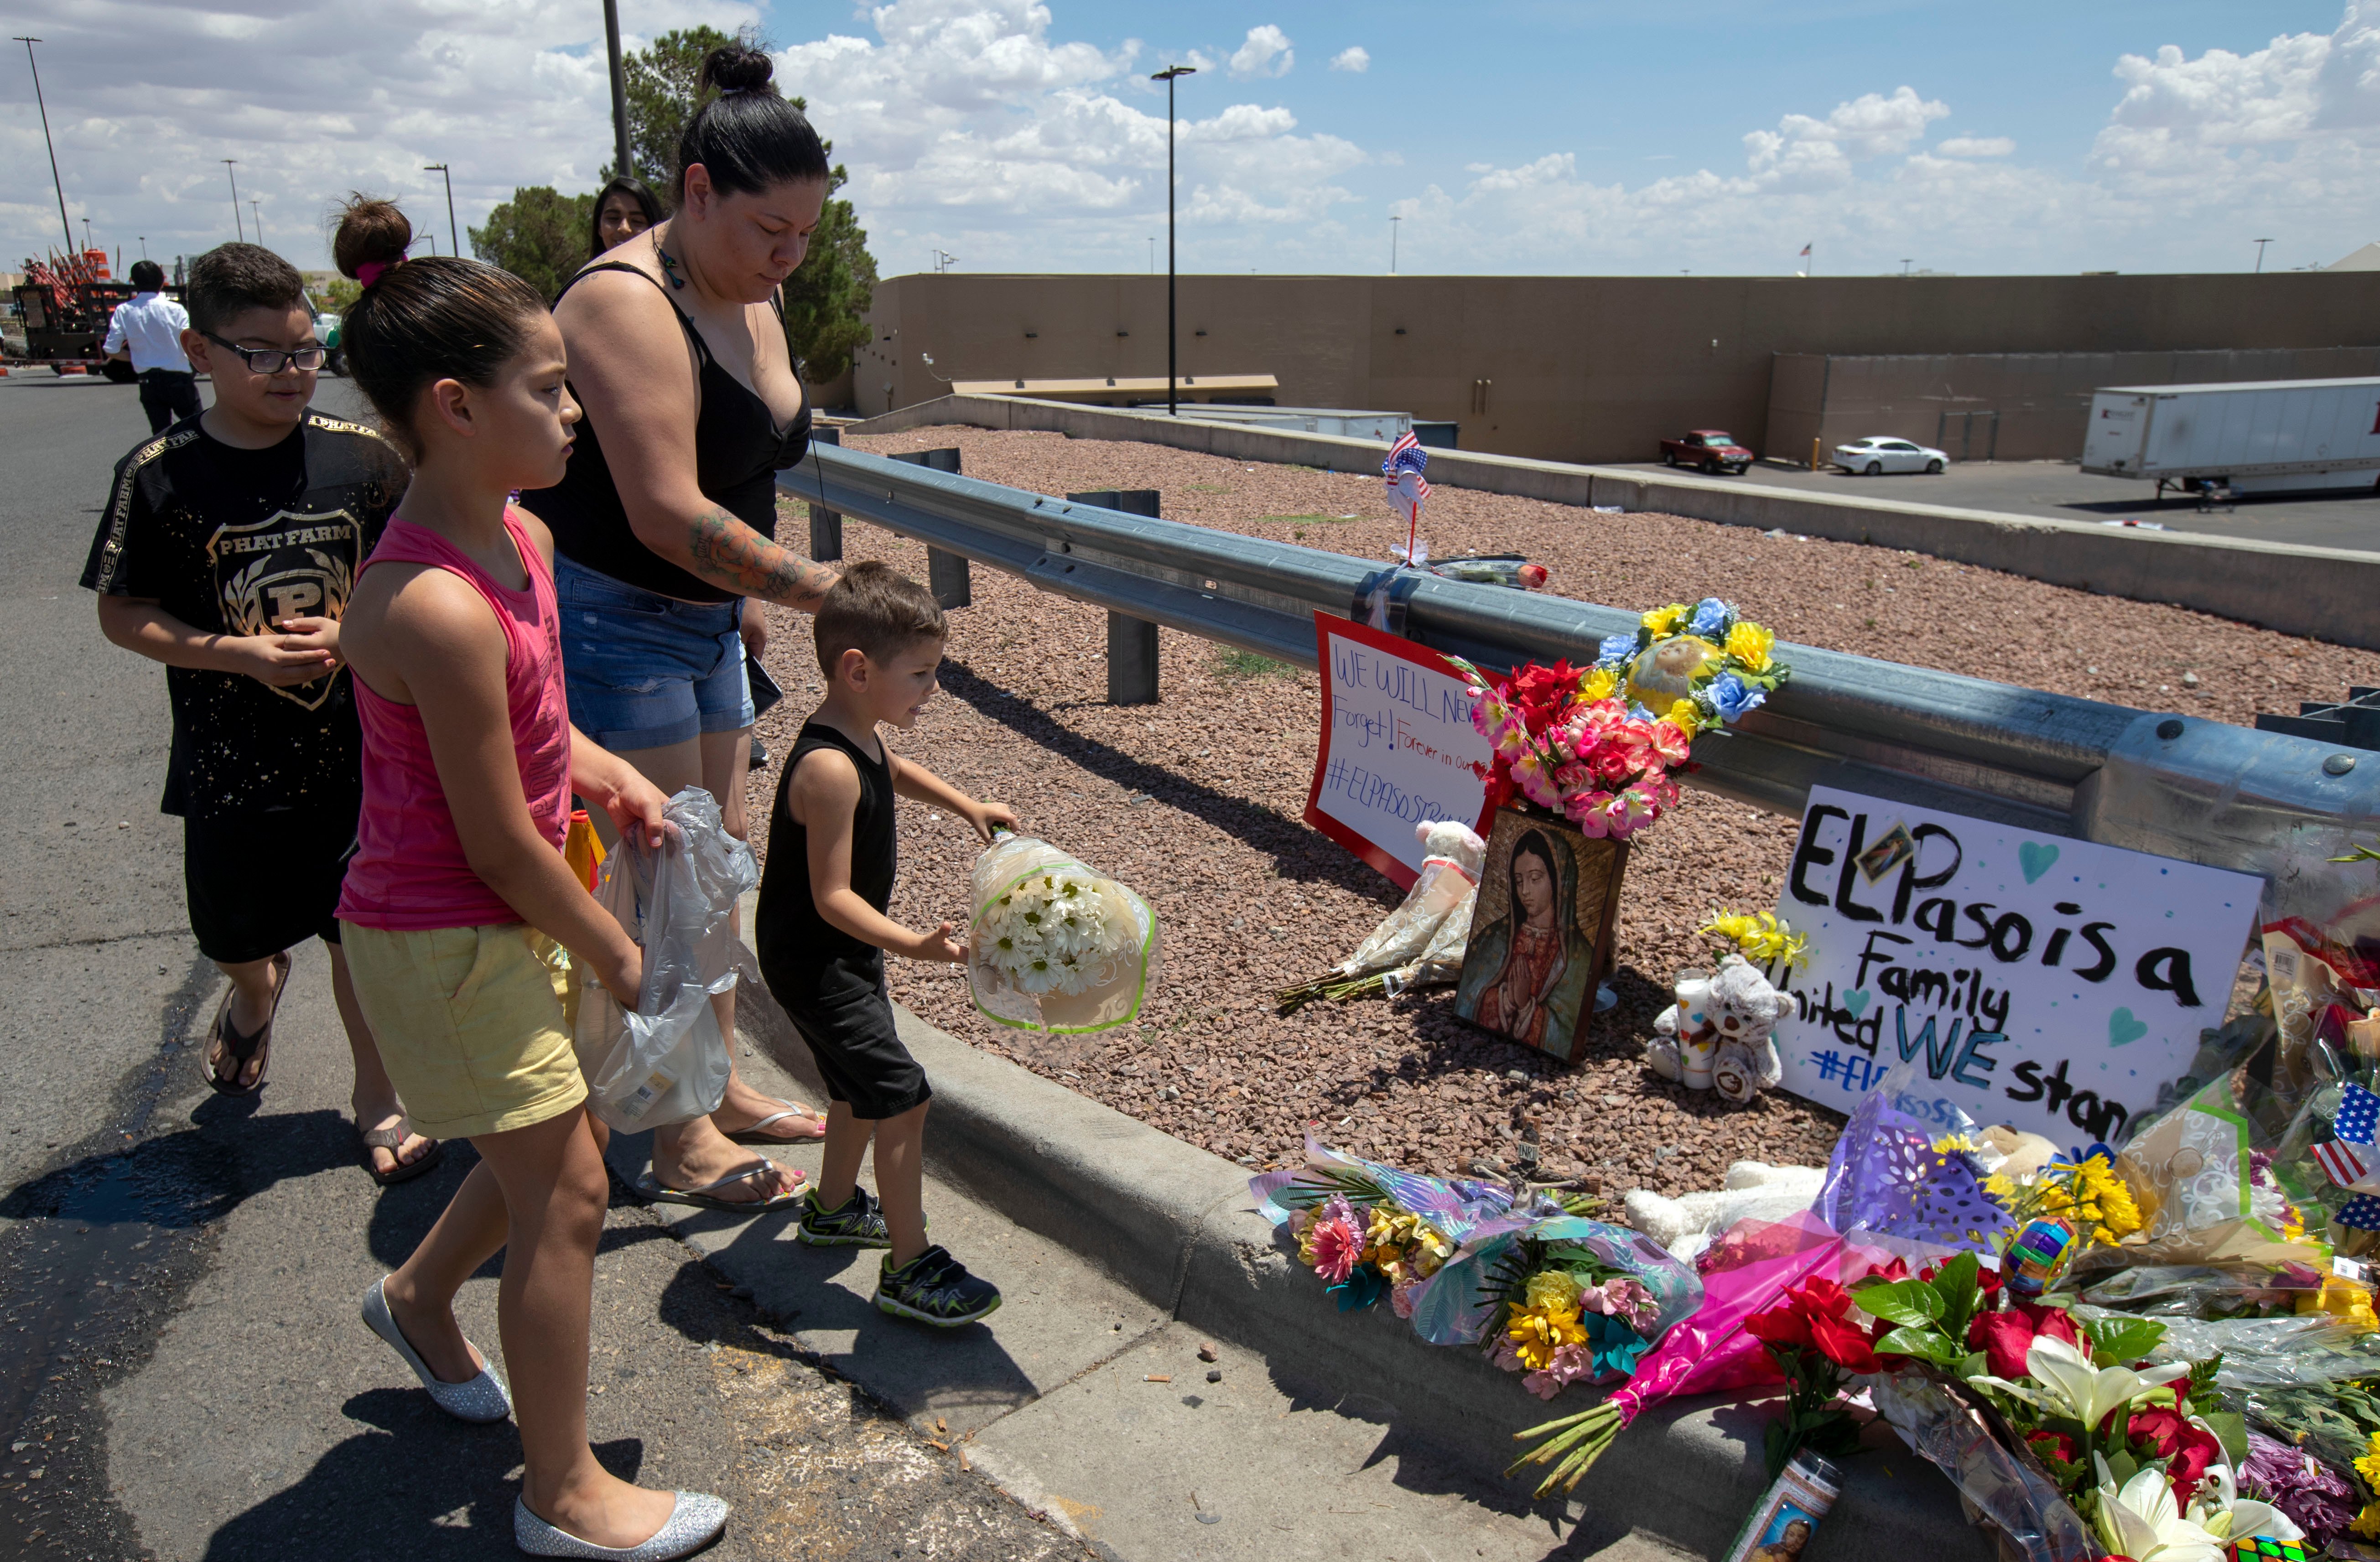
(1771, 785), (2262, 1144)
(1303, 613), (1492, 888)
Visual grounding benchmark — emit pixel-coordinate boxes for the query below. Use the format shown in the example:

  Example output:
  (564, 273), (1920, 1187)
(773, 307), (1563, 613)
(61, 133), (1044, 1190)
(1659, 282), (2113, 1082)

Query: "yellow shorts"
(339, 921), (587, 1140)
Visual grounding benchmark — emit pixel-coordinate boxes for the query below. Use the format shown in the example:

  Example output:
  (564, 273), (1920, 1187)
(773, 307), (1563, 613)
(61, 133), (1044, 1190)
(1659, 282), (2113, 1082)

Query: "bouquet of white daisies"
(967, 831), (1158, 1035)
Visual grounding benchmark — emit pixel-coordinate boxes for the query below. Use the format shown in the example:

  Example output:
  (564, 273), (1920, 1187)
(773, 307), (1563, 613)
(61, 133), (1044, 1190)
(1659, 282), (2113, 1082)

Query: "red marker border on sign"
(1301, 611), (1496, 890)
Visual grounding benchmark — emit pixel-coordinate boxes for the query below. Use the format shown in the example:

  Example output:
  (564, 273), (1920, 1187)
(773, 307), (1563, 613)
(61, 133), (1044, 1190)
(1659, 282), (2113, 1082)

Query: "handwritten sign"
(1770, 785), (2261, 1144)
(1303, 613), (1492, 888)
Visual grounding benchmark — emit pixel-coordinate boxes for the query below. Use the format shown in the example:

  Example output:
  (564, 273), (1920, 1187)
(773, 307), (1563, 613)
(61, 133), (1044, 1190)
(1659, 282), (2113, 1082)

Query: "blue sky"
(4, 0), (2374, 278)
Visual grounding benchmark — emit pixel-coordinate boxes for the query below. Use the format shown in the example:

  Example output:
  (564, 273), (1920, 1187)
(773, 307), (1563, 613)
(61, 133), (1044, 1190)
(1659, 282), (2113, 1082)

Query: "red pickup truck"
(1659, 429), (1754, 474)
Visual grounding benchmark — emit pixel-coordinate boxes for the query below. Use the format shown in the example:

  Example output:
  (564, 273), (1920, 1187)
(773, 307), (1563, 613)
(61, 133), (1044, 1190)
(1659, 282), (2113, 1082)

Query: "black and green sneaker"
(797, 1185), (892, 1248)
(874, 1245), (1002, 1327)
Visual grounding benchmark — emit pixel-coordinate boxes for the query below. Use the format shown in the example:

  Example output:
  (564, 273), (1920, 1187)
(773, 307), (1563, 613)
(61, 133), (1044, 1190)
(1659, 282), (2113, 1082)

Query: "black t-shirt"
(81, 411), (408, 819)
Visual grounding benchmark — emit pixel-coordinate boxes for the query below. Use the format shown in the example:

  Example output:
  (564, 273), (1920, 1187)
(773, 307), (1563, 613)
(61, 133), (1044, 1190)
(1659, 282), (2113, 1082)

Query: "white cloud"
(1741, 86), (1949, 187)
(1330, 46), (1370, 74)
(1936, 135), (2016, 157)
(1226, 25), (1295, 79)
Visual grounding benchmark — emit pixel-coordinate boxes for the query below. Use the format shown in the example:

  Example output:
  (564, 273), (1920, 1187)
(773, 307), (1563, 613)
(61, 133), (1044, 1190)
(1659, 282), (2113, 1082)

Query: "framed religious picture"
(1453, 807), (1627, 1064)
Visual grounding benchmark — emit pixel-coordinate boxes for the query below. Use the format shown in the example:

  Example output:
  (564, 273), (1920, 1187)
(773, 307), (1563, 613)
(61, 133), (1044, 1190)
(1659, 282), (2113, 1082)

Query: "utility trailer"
(2079, 377), (2380, 498)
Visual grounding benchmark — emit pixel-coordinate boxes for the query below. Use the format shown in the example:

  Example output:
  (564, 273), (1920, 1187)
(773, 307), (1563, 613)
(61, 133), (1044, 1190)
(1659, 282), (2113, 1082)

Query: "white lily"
(1966, 1334), (2191, 1428)
(2092, 1457), (2226, 1562)
(2189, 1461), (2306, 1547)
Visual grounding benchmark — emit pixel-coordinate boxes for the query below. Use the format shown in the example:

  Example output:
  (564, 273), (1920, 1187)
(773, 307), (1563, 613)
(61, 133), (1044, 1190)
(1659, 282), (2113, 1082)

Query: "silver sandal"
(514, 1493), (729, 1559)
(359, 1278), (512, 1423)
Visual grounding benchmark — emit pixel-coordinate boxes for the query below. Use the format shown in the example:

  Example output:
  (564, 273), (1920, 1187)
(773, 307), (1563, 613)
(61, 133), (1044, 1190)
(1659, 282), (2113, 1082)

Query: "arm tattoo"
(683, 507), (841, 608)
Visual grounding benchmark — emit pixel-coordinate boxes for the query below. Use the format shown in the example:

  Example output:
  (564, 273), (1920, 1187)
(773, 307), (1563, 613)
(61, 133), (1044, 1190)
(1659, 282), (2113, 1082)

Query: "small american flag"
(1382, 431), (1430, 565)
(2327, 1083), (2380, 1228)
(1798, 243), (1812, 258)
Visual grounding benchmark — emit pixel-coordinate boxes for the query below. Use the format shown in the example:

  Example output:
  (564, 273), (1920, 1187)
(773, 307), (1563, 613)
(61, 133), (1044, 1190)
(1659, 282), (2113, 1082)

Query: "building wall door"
(1937, 409), (2000, 462)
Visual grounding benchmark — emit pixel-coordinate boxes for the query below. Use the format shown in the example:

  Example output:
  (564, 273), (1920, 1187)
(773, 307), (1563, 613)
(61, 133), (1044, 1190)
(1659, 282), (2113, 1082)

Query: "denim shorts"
(554, 555), (753, 752)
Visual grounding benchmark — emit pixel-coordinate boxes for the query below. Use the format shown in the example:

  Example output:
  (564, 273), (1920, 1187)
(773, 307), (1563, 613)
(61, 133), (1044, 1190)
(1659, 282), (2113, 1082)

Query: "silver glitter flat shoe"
(359, 1278), (513, 1424)
(514, 1492), (729, 1559)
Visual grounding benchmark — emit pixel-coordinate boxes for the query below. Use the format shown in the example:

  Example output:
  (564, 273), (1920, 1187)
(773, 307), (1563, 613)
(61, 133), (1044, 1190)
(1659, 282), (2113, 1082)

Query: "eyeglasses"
(203, 333), (327, 374)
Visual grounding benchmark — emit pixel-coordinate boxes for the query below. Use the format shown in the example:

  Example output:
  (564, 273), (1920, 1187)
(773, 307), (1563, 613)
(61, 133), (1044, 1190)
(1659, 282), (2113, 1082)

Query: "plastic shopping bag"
(574, 787), (759, 1131)
(966, 830), (1157, 1037)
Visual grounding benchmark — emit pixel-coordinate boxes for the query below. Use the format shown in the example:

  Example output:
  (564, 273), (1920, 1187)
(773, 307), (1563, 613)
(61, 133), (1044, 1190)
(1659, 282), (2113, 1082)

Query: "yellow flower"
(2070, 1157), (2142, 1243)
(2303, 1277), (2380, 1334)
(1725, 620), (1775, 672)
(1642, 604), (1687, 637)
(1698, 909), (1809, 971)
(1664, 699), (1702, 738)
(1506, 1299), (1587, 1372)
(2356, 1503), (2380, 1542)
(1579, 666), (1618, 703)
(1932, 1133), (1980, 1155)
(1410, 1223), (1452, 1277)
(1525, 1270), (1582, 1313)
(2357, 1431), (2380, 1492)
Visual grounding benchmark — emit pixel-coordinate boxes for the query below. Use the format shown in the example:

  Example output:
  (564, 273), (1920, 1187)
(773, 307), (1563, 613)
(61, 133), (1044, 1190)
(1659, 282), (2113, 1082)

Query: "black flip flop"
(360, 1122), (445, 1187)
(203, 950), (291, 1095)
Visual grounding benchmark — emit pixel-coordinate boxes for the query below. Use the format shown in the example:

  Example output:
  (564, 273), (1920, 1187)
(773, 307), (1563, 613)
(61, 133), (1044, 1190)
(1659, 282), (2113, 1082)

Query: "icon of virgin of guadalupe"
(1454, 826), (1597, 1060)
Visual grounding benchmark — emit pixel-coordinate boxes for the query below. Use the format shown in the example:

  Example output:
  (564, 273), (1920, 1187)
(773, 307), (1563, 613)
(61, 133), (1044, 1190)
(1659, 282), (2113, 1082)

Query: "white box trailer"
(2080, 377), (2380, 496)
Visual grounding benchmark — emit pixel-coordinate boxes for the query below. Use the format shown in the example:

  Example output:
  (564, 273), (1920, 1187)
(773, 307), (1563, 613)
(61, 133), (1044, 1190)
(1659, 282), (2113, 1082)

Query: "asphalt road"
(0, 374), (1084, 1561)
(1610, 457), (2380, 552)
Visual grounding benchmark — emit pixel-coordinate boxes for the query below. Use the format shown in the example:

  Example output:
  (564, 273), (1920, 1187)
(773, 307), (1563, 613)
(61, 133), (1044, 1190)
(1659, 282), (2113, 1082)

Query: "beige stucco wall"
(855, 271), (2380, 465)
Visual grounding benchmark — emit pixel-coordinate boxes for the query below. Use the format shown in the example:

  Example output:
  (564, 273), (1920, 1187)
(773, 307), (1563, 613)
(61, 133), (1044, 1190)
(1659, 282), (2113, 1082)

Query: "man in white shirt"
(104, 260), (203, 433)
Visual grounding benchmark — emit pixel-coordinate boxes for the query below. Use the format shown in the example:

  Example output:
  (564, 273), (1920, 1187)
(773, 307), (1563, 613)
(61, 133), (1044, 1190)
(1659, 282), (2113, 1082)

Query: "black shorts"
(768, 955), (931, 1121)
(183, 808), (355, 965)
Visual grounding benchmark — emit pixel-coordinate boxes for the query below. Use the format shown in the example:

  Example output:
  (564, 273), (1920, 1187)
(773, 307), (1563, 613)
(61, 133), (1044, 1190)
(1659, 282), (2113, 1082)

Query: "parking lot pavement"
(1610, 457), (2380, 553)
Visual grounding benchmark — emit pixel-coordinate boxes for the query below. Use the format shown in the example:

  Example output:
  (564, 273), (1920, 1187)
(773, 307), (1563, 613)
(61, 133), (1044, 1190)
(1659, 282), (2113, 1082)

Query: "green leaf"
(2201, 1411), (2248, 1469)
(1764, 1417), (1792, 1480)
(1873, 1326), (1964, 1365)
(1854, 1278), (1945, 1328)
(1928, 1253), (1982, 1339)
(2105, 1448), (2140, 1488)
(2083, 1316), (2168, 1368)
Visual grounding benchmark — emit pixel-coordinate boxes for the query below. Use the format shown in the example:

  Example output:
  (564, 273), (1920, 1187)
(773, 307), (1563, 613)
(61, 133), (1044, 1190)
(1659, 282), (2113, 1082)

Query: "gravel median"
(744, 426), (2380, 1203)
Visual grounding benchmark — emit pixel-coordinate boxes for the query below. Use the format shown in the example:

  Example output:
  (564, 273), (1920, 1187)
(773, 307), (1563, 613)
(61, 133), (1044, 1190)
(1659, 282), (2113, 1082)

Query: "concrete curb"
(849, 391), (2380, 652)
(728, 951), (1985, 1561)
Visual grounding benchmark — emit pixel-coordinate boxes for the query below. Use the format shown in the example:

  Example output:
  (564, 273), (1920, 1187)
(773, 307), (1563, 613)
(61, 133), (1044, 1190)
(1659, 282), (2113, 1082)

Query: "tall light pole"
(16, 38), (76, 260)
(249, 200), (264, 248)
(2253, 238), (2273, 274)
(223, 160), (244, 241)
(1390, 214), (1400, 275)
(602, 0), (632, 178)
(1151, 63), (1196, 416)
(82, 217), (93, 256)
(138, 235), (148, 259)
(426, 164), (459, 258)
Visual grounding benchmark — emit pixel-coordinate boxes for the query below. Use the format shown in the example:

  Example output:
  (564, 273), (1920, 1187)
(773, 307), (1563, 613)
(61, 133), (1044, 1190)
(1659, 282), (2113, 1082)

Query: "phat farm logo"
(206, 508), (362, 711)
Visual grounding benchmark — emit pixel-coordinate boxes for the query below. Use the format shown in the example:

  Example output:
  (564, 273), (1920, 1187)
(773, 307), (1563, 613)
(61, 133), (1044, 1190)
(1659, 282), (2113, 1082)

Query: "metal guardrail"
(784, 444), (2380, 878)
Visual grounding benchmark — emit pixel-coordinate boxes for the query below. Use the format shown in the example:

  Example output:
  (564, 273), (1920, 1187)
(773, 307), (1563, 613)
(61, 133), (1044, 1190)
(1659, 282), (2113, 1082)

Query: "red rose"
(1807, 1309), (1883, 1373)
(2128, 1407), (2222, 1505)
(1746, 1304), (1814, 1351)
(2025, 1429), (2080, 1468)
(1968, 1301), (2081, 1380)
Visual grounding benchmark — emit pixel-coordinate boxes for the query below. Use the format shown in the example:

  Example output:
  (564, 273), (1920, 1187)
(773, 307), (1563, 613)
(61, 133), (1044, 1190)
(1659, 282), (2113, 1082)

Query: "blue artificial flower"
(1708, 674), (1766, 723)
(1627, 702), (1659, 724)
(2061, 1142), (2116, 1168)
(1327, 1266), (1386, 1312)
(1582, 1312), (1651, 1380)
(1689, 597), (1732, 639)
(1595, 633), (1639, 670)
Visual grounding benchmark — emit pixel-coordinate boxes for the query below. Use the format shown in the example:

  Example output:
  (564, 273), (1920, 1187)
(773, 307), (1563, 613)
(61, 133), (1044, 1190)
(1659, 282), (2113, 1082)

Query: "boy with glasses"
(81, 243), (440, 1186)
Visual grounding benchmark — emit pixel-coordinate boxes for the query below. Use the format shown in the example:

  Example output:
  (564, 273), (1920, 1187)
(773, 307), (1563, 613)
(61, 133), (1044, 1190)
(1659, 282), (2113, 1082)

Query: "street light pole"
(602, 0), (633, 178)
(223, 160), (244, 242)
(1151, 64), (1196, 416)
(16, 38), (77, 260)
(426, 164), (459, 258)
(2253, 238), (2273, 274)
(1390, 214), (1400, 275)
(249, 200), (264, 248)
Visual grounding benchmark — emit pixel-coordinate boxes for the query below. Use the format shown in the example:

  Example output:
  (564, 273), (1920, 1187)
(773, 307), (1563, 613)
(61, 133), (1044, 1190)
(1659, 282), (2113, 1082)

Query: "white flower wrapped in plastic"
(968, 831), (1158, 1034)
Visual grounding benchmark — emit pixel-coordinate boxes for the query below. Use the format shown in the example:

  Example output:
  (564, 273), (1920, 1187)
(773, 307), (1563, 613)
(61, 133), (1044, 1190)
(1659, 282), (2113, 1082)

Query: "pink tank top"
(337, 508), (574, 930)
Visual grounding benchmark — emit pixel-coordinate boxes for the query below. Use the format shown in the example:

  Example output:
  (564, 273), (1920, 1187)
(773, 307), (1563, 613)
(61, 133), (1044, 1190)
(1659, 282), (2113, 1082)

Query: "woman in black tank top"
(518, 44), (845, 1213)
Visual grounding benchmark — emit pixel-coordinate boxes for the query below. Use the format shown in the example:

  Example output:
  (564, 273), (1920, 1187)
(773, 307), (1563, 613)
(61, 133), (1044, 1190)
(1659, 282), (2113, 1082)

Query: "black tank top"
(756, 721), (898, 978)
(518, 261), (813, 604)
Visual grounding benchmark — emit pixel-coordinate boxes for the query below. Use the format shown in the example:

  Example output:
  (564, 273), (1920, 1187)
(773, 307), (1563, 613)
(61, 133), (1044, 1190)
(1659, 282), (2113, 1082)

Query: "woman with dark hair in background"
(588, 175), (665, 259)
(517, 42), (839, 1212)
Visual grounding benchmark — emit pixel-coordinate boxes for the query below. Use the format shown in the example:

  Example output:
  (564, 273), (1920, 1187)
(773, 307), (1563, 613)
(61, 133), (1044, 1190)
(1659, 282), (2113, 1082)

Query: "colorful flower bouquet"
(1595, 596), (1790, 737)
(1251, 1136), (1701, 1399)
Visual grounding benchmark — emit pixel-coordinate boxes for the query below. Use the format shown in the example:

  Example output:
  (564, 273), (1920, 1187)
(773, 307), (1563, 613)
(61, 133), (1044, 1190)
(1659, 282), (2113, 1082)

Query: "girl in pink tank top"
(326, 194), (728, 1557)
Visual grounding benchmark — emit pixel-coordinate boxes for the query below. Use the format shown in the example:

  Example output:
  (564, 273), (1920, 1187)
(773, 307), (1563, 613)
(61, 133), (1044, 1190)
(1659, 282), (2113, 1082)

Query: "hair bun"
(699, 43), (775, 95)
(332, 193), (413, 281)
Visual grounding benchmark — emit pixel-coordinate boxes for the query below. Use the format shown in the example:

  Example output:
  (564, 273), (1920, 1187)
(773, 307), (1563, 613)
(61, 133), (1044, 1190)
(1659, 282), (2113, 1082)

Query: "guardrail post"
(892, 447), (970, 608)
(804, 425), (843, 561)
(1070, 491), (1164, 704)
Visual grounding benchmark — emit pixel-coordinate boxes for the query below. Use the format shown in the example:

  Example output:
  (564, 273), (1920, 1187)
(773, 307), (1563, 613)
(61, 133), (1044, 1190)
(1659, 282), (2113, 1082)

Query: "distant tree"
(619, 27), (877, 384)
(469, 186), (598, 301)
(312, 276), (360, 316)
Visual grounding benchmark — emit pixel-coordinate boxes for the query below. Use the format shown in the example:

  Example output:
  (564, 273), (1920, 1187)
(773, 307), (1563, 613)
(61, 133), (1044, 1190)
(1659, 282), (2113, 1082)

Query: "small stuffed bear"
(1414, 818), (1486, 877)
(1704, 955), (1798, 1106)
(1622, 1161), (1827, 1262)
(1648, 955), (1797, 1104)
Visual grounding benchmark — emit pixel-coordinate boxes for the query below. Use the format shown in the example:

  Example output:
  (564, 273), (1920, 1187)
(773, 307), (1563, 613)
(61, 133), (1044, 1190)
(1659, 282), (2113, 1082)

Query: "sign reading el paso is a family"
(1768, 785), (2262, 1144)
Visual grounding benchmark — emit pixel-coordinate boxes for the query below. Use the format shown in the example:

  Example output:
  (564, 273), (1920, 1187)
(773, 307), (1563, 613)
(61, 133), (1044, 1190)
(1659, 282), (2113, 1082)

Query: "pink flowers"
(1454, 656), (1689, 836)
(1295, 1194), (1366, 1285)
(1522, 1343), (1598, 1401)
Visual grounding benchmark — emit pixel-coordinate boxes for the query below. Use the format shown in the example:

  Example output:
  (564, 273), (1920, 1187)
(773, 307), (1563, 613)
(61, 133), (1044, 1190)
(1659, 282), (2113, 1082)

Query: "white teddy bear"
(1622, 1161), (1827, 1263)
(1647, 954), (1795, 1105)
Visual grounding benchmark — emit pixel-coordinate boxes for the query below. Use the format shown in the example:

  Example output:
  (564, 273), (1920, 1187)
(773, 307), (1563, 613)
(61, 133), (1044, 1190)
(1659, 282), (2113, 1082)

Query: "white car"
(1833, 436), (1947, 475)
